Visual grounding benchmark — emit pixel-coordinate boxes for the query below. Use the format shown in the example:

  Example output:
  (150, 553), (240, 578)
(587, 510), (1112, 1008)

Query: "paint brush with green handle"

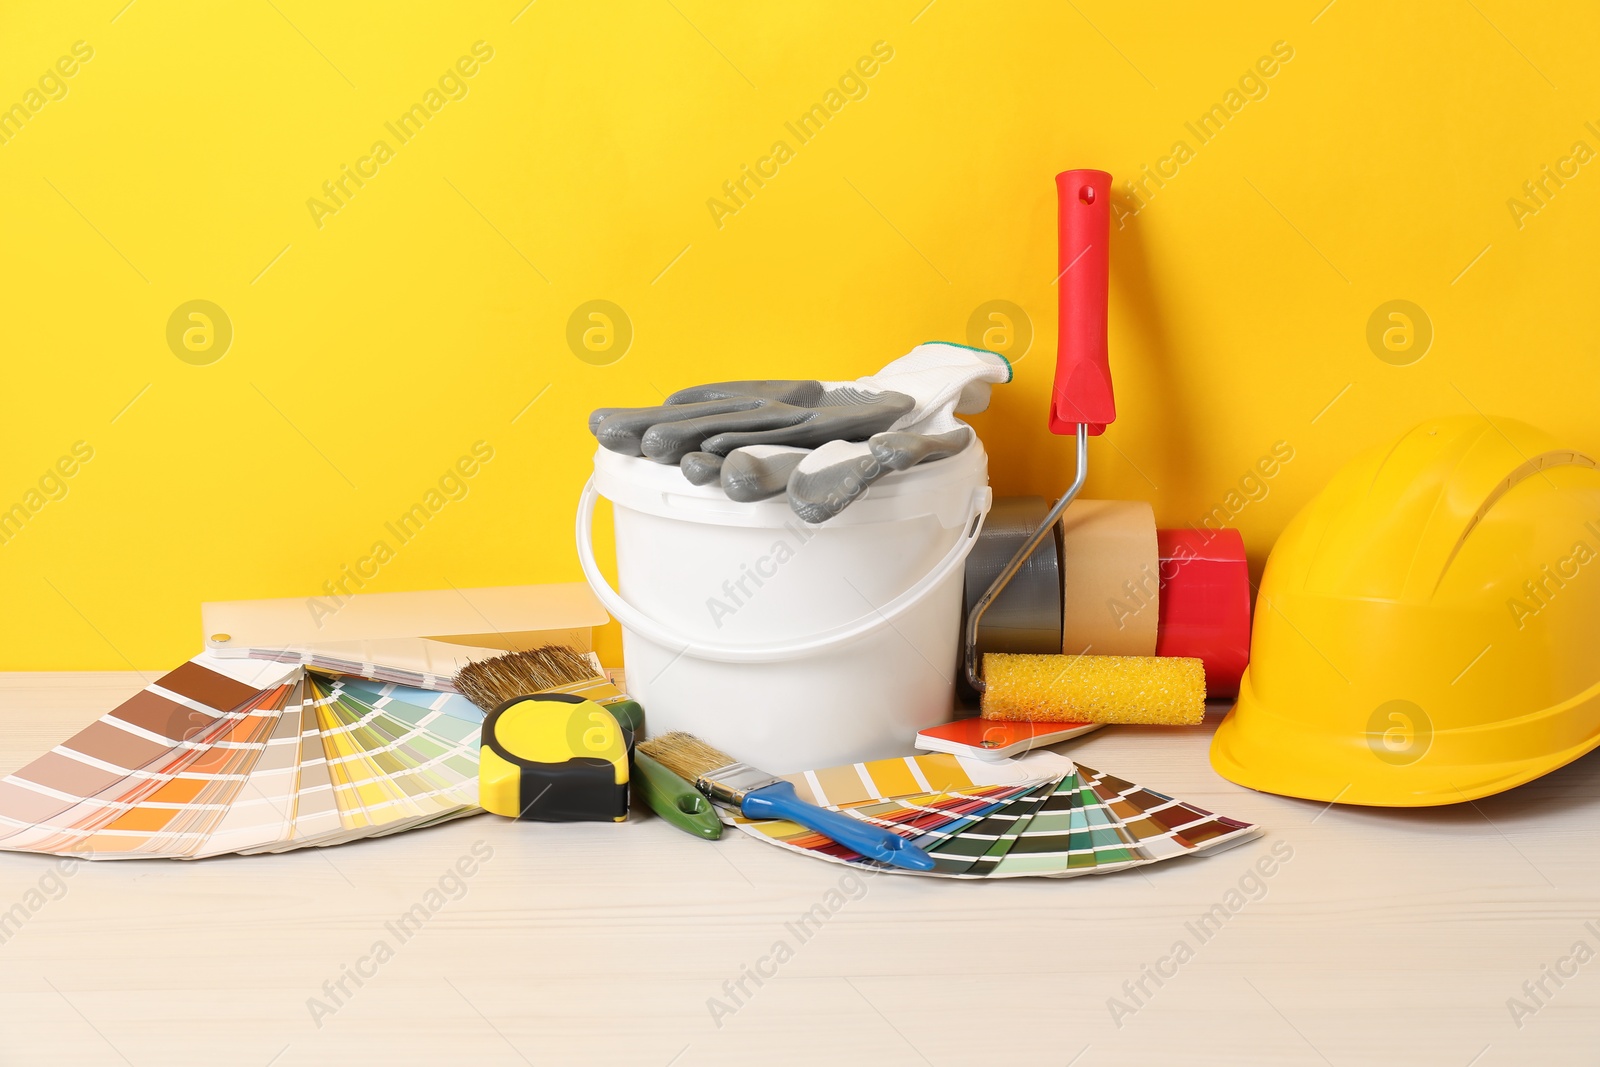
(453, 647), (722, 840)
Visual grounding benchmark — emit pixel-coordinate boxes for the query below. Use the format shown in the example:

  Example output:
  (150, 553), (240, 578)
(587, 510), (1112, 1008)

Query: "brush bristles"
(635, 732), (734, 782)
(453, 646), (602, 711)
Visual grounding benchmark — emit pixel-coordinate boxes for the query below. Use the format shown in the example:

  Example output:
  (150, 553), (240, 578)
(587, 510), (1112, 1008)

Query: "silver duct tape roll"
(963, 495), (1063, 657)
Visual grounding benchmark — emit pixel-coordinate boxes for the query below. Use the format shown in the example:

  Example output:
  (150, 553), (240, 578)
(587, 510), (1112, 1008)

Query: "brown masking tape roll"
(1058, 499), (1159, 657)
(963, 496), (1063, 657)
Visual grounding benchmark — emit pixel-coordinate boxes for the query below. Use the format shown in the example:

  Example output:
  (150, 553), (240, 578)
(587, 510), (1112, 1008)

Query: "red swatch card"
(914, 718), (1101, 761)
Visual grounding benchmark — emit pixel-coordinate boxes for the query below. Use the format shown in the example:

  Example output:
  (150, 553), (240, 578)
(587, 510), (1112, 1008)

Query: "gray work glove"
(588, 382), (914, 463)
(589, 343), (1011, 523)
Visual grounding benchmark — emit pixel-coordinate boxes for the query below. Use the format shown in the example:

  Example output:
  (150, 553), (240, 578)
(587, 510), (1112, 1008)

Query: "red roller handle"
(1050, 169), (1116, 437)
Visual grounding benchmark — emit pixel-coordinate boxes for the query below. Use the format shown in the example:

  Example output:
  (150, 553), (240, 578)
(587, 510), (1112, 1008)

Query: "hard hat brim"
(1211, 673), (1600, 807)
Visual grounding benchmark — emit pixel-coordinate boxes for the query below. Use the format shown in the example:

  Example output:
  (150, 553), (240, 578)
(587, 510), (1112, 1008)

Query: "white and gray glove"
(588, 343), (1011, 523)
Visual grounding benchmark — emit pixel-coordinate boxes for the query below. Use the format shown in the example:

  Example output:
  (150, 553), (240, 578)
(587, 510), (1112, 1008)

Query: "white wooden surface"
(1, 673), (1596, 1066)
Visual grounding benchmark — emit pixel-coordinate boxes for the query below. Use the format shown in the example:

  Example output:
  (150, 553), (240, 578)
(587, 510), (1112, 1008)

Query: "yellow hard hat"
(1212, 415), (1600, 806)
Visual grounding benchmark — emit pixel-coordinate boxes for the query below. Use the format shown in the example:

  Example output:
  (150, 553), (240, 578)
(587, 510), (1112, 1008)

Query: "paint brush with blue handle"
(637, 732), (935, 871)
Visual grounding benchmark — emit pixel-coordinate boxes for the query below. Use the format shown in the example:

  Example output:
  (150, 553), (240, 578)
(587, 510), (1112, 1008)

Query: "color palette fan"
(732, 752), (1261, 878)
(0, 654), (484, 859)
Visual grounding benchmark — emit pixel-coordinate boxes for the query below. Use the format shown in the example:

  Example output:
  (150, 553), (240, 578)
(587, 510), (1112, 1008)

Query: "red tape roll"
(1156, 528), (1252, 698)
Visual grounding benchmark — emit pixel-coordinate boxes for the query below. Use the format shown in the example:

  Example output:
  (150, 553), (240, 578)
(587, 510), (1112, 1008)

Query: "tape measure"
(479, 693), (629, 822)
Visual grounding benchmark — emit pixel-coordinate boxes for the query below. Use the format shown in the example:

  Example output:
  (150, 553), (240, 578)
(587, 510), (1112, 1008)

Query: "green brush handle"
(601, 700), (721, 840)
(632, 751), (723, 840)
(603, 699), (645, 736)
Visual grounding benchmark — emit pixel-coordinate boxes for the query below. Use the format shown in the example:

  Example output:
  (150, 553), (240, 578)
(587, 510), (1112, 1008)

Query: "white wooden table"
(0, 673), (1594, 1066)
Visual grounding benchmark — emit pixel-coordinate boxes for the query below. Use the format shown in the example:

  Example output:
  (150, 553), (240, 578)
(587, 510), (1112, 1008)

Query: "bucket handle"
(576, 477), (993, 664)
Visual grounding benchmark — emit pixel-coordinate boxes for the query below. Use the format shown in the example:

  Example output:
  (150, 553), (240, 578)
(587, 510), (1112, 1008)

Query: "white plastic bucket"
(576, 441), (992, 773)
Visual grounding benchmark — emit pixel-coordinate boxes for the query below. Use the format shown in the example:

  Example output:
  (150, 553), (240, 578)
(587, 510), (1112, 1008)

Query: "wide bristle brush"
(637, 732), (936, 871)
(453, 648), (723, 840)
(454, 646), (607, 709)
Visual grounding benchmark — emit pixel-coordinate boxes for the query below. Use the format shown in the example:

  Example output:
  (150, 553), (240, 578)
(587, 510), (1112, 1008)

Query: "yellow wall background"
(1, 1), (1595, 670)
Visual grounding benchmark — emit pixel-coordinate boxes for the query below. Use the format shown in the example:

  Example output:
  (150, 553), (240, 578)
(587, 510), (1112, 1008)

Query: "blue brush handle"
(741, 781), (935, 871)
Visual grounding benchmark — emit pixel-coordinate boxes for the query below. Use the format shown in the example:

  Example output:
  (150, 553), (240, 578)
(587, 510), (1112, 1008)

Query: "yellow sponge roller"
(980, 653), (1206, 725)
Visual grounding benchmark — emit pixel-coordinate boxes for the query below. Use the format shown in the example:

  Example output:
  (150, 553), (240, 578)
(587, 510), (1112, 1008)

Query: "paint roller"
(965, 502), (1252, 702)
(963, 169), (1249, 726)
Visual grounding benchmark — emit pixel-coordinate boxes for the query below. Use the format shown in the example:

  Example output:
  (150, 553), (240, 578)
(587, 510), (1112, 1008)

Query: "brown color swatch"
(159, 661), (259, 712)
(14, 751), (124, 797)
(63, 721), (170, 769)
(111, 691), (212, 742)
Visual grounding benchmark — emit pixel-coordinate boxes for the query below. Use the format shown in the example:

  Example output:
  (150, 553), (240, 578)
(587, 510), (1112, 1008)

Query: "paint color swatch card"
(778, 751), (1060, 810)
(737, 783), (1039, 867)
(0, 655), (298, 858)
(203, 583), (611, 693)
(915, 717), (1103, 761)
(733, 754), (1262, 879)
(0, 654), (486, 860)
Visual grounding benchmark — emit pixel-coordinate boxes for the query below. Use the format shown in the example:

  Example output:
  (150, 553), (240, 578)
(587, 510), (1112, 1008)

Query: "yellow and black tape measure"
(479, 693), (629, 822)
